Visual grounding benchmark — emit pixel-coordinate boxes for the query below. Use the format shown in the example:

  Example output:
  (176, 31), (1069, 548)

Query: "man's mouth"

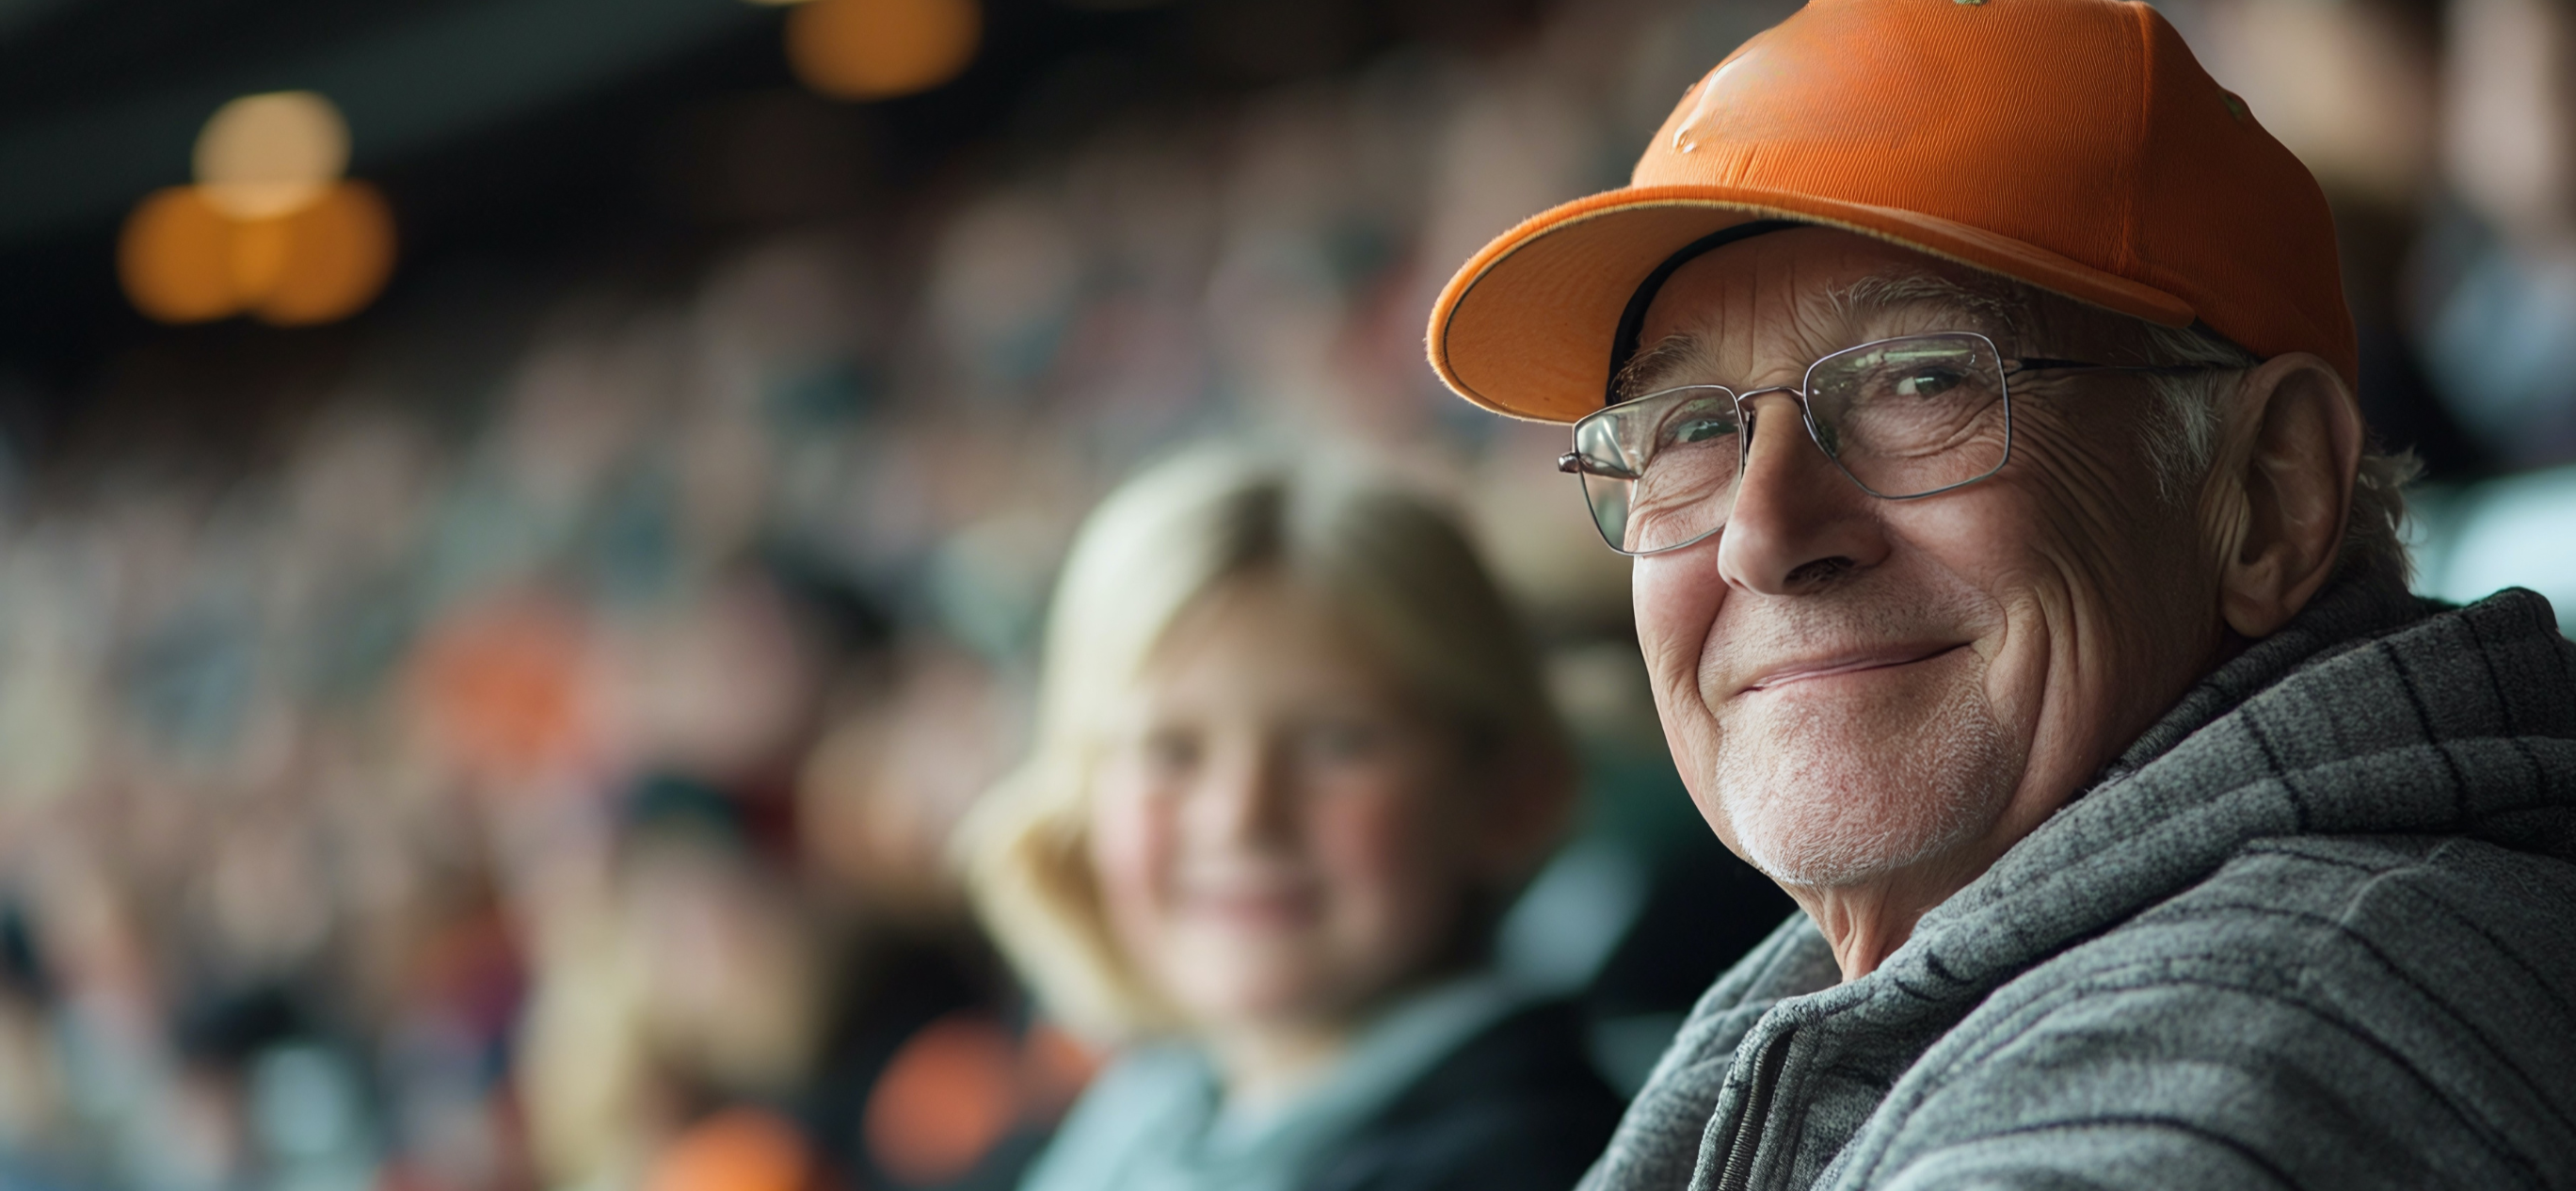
(1737, 643), (1965, 695)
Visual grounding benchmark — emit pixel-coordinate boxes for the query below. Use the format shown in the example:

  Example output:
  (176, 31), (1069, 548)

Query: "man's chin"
(1730, 796), (1978, 889)
(1711, 701), (2017, 890)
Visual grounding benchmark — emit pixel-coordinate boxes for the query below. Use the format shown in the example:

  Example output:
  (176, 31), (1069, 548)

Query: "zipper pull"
(1713, 1028), (1795, 1191)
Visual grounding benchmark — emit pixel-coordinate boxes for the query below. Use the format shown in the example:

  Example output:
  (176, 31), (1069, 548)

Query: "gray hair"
(2128, 322), (2419, 589)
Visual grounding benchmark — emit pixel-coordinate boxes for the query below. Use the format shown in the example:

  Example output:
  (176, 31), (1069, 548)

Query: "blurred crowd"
(2193, 0), (2576, 475)
(0, 0), (2570, 1188)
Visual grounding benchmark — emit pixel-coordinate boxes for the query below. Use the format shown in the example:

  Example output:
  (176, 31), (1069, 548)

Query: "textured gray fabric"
(1581, 582), (2576, 1190)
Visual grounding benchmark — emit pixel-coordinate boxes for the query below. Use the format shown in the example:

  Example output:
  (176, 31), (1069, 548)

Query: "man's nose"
(1714, 392), (1890, 594)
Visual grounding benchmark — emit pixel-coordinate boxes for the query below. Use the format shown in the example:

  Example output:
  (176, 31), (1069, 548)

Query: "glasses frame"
(1557, 331), (2223, 556)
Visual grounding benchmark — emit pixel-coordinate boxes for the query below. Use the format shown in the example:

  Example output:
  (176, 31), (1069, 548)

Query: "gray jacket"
(1583, 581), (2576, 1190)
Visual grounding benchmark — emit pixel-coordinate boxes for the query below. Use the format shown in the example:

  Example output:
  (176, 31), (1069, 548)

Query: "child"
(961, 447), (1619, 1191)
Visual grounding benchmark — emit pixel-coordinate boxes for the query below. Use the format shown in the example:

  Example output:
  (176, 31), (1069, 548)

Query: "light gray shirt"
(1021, 974), (1532, 1191)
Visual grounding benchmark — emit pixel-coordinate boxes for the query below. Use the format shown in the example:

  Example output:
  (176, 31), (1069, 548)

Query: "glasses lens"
(1570, 386), (1740, 554)
(1801, 333), (2008, 497)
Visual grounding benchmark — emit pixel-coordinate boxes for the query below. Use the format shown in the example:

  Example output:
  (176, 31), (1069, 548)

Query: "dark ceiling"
(0, 0), (1537, 449)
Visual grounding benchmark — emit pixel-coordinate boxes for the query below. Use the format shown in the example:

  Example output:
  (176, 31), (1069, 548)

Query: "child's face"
(1087, 574), (1493, 1035)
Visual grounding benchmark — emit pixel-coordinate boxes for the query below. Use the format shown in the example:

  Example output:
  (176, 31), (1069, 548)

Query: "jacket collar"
(1887, 579), (2576, 999)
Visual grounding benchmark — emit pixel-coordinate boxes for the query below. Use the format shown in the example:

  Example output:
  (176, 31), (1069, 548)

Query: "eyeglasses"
(1558, 331), (2214, 555)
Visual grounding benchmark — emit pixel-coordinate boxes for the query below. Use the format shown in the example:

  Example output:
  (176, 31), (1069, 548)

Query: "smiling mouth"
(1740, 643), (1965, 694)
(1180, 883), (1321, 928)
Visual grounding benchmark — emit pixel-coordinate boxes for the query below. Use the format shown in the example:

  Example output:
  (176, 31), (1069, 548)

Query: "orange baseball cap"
(1426, 0), (2355, 424)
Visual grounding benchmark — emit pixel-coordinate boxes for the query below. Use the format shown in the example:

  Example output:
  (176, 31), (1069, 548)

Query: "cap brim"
(1427, 185), (2201, 424)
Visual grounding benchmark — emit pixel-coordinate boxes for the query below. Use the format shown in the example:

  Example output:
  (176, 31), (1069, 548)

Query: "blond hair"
(955, 445), (1570, 1041)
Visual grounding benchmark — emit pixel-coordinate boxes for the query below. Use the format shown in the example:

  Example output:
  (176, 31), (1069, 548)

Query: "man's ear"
(2202, 352), (2364, 639)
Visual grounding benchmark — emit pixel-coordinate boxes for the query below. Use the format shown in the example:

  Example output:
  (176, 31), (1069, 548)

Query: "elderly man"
(1425, 0), (2576, 1186)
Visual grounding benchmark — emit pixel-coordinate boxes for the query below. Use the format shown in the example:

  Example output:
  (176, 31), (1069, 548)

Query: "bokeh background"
(0, 0), (2570, 1188)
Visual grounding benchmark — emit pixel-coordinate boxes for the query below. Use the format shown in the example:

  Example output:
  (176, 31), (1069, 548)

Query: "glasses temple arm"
(2006, 357), (2234, 377)
(1558, 452), (1644, 479)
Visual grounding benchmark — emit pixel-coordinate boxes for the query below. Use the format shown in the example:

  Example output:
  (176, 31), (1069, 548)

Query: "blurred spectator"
(2196, 0), (2486, 475)
(517, 770), (1050, 1191)
(2418, 0), (2576, 468)
(959, 448), (1619, 1191)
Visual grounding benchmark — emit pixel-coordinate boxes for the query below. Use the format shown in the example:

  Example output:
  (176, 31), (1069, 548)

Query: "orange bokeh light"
(256, 181), (397, 326)
(119, 186), (241, 324)
(861, 1012), (1019, 1185)
(116, 180), (396, 327)
(786, 0), (981, 101)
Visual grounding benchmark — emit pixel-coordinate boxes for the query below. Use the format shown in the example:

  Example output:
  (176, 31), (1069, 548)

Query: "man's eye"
(1894, 368), (1964, 398)
(1667, 415), (1736, 444)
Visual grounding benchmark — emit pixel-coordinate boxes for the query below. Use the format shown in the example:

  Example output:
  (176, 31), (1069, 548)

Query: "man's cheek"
(1670, 712), (1735, 837)
(1632, 552), (1723, 689)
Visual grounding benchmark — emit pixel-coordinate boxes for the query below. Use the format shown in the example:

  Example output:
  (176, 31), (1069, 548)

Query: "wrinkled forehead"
(1628, 227), (2037, 394)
